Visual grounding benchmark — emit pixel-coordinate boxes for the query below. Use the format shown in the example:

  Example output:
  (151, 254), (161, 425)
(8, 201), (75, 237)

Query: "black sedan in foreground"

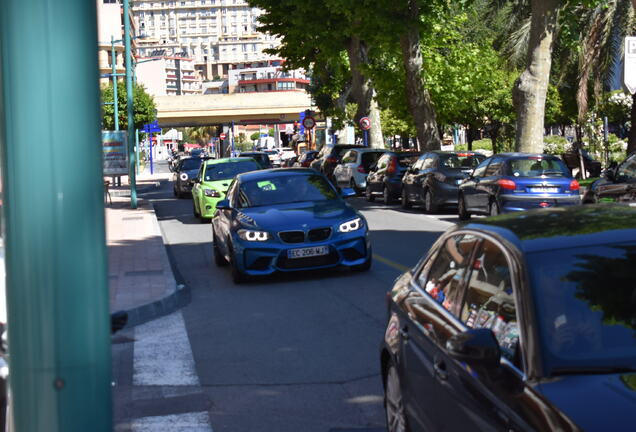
(381, 204), (636, 432)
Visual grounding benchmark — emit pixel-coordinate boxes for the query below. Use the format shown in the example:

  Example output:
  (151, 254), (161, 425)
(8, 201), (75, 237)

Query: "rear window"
(440, 154), (485, 169)
(508, 157), (570, 177)
(361, 152), (384, 170)
(397, 154), (420, 167)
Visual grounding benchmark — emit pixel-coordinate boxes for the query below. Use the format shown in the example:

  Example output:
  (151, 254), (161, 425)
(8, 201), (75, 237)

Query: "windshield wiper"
(552, 366), (636, 375)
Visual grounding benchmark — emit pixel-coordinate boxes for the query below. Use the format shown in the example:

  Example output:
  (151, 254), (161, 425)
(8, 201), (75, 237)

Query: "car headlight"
(180, 173), (189, 181)
(204, 188), (222, 197)
(338, 217), (363, 233)
(238, 229), (269, 242)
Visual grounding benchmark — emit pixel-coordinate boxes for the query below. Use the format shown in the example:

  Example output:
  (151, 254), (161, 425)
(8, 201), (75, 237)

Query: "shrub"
(543, 135), (571, 155)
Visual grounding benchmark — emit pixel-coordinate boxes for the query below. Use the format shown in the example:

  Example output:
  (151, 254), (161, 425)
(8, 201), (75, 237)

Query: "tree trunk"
(399, 0), (441, 152)
(490, 122), (501, 155)
(628, 93), (636, 155)
(467, 124), (475, 151)
(512, 0), (559, 153)
(345, 37), (384, 148)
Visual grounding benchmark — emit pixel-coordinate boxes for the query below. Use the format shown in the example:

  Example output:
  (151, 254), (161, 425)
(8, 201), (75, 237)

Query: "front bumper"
(176, 180), (194, 194)
(500, 193), (581, 212)
(231, 231), (371, 276)
(200, 194), (225, 218)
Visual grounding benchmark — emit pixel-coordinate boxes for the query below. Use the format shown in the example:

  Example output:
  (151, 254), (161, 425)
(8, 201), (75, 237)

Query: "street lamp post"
(123, 0), (137, 209)
(110, 35), (119, 131)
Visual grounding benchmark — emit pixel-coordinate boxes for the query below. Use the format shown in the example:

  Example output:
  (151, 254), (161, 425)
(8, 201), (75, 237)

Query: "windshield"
(440, 154), (484, 169)
(508, 157), (570, 177)
(204, 160), (259, 181)
(527, 243), (636, 375)
(238, 174), (338, 207)
(180, 158), (202, 171)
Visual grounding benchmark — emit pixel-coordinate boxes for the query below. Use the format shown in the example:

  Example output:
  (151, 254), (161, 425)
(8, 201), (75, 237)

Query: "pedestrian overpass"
(154, 91), (320, 127)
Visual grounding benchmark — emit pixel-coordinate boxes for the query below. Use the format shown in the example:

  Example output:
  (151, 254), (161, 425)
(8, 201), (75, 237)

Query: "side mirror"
(193, 178), (201, 184)
(340, 187), (357, 198)
(216, 199), (231, 210)
(446, 328), (501, 368)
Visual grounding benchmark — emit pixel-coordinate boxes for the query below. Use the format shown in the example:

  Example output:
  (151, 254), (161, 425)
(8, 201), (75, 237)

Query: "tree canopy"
(100, 81), (156, 132)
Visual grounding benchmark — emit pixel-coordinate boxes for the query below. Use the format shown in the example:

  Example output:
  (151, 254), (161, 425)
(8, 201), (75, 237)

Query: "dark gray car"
(172, 157), (208, 198)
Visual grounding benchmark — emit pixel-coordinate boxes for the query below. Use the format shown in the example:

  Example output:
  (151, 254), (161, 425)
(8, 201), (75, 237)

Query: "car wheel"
(385, 363), (408, 432)
(383, 186), (392, 205)
(401, 188), (411, 209)
(365, 185), (375, 202)
(489, 199), (500, 217)
(458, 194), (471, 220)
(229, 243), (247, 284)
(423, 189), (438, 213)
(212, 229), (228, 267)
(352, 249), (372, 272)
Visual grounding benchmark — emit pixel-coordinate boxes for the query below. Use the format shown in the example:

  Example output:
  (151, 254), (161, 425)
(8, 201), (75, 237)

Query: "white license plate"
(287, 246), (329, 259)
(530, 187), (559, 193)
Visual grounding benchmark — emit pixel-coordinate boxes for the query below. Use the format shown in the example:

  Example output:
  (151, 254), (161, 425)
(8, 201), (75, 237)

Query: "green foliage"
(250, 132), (261, 141)
(101, 81), (156, 131)
(184, 126), (217, 146)
(543, 135), (571, 155)
(455, 138), (492, 152)
(600, 91), (632, 125)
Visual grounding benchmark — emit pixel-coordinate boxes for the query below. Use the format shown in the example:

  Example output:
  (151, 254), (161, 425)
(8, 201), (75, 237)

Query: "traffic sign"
(302, 116), (316, 129)
(359, 117), (371, 131)
(626, 37), (636, 94)
(220, 133), (227, 140)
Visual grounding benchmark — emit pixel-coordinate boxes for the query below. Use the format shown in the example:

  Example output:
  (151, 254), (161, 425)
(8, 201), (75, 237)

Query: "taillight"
(386, 157), (397, 175)
(326, 156), (338, 164)
(302, 161), (310, 167)
(539, 202), (550, 208)
(497, 179), (516, 190)
(569, 180), (580, 191)
(357, 165), (366, 174)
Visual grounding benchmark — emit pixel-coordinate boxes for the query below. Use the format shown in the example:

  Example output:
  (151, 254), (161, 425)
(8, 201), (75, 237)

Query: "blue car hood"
(538, 373), (636, 430)
(236, 200), (360, 231)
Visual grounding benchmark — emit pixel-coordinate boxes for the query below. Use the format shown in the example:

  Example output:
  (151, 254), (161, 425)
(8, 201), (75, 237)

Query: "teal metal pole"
(111, 35), (119, 131)
(124, 0), (137, 208)
(0, 0), (112, 431)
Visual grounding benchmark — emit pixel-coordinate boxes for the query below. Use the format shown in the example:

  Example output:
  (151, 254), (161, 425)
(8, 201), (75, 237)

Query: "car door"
(417, 154), (437, 201)
(596, 154), (636, 202)
(462, 157), (491, 209)
(473, 157), (504, 212)
(397, 233), (479, 431)
(213, 179), (239, 257)
(368, 154), (389, 193)
(191, 163), (205, 203)
(402, 156), (425, 200)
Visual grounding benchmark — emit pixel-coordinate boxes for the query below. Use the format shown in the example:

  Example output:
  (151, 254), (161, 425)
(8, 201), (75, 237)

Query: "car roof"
(426, 150), (485, 156)
(459, 204), (636, 254)
(236, 167), (319, 182)
(491, 152), (561, 159)
(239, 151), (267, 155)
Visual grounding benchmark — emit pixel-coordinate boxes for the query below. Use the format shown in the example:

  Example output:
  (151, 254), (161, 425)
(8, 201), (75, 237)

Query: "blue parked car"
(458, 153), (580, 219)
(211, 168), (372, 283)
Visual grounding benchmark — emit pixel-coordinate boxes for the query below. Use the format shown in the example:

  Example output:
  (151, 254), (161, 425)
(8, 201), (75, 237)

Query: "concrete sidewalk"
(106, 169), (186, 328)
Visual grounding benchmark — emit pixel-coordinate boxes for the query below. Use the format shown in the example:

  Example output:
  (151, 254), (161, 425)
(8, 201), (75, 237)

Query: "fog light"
(206, 205), (212, 210)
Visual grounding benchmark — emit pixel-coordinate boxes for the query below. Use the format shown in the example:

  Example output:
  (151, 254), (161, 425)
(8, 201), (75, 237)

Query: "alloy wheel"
(458, 195), (471, 220)
(385, 365), (407, 432)
(424, 189), (437, 213)
(366, 186), (375, 202)
(383, 186), (391, 205)
(489, 200), (500, 217)
(401, 189), (411, 209)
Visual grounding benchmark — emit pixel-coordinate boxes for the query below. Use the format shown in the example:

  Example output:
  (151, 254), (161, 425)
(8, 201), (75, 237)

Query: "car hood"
(235, 200), (360, 231)
(201, 179), (233, 191)
(182, 169), (199, 178)
(538, 372), (636, 429)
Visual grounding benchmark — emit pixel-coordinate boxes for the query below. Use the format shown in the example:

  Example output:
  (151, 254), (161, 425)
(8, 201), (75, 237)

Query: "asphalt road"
(143, 161), (456, 432)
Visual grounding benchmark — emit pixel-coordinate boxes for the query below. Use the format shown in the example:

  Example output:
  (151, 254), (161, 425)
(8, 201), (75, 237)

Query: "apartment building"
(228, 60), (309, 93)
(131, 0), (280, 81)
(136, 54), (202, 96)
(97, 0), (140, 86)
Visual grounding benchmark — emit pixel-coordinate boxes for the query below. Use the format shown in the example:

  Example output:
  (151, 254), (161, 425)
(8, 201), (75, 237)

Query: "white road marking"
(133, 311), (200, 386)
(132, 412), (212, 432)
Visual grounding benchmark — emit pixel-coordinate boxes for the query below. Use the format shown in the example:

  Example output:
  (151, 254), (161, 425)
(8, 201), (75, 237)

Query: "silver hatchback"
(333, 148), (388, 192)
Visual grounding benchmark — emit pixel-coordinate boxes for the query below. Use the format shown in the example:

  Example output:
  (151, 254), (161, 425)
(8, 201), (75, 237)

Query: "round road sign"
(302, 116), (316, 129)
(359, 117), (371, 130)
(220, 133), (227, 140)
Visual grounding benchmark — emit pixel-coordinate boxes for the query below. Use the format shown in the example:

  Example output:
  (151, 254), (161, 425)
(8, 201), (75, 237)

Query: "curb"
(111, 178), (191, 331)
(116, 283), (191, 330)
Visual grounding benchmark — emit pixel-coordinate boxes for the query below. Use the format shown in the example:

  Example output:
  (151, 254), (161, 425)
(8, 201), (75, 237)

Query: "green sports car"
(192, 157), (260, 221)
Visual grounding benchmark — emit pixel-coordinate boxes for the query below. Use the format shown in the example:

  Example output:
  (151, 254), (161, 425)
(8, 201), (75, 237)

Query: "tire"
(212, 229), (227, 267)
(385, 363), (408, 432)
(193, 200), (201, 219)
(423, 188), (438, 213)
(365, 185), (375, 202)
(489, 199), (500, 217)
(383, 186), (392, 205)
(351, 251), (372, 272)
(458, 194), (471, 220)
(401, 188), (411, 209)
(229, 243), (247, 284)
(173, 185), (178, 197)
